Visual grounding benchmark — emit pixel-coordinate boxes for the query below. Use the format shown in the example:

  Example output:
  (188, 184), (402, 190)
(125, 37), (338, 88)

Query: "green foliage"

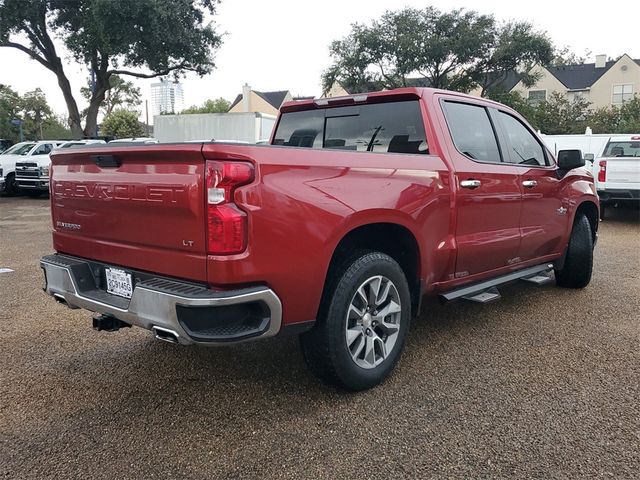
(1, 0), (222, 137)
(81, 75), (142, 117)
(491, 90), (640, 135)
(100, 109), (144, 138)
(587, 97), (640, 134)
(41, 115), (74, 140)
(0, 85), (22, 141)
(19, 88), (52, 139)
(0, 85), (72, 141)
(181, 98), (231, 114)
(532, 92), (591, 134)
(322, 7), (553, 96)
(487, 89), (537, 125)
(478, 21), (554, 96)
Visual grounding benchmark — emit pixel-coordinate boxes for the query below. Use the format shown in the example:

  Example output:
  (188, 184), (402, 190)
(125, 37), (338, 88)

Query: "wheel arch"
(322, 222), (422, 317)
(574, 200), (599, 243)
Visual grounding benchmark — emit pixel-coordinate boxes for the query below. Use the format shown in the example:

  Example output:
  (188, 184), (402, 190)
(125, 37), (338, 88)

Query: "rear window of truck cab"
(273, 100), (428, 154)
(603, 141), (640, 157)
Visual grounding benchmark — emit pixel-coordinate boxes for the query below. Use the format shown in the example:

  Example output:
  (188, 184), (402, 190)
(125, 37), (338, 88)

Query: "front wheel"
(300, 251), (411, 391)
(2, 174), (19, 196)
(555, 214), (593, 288)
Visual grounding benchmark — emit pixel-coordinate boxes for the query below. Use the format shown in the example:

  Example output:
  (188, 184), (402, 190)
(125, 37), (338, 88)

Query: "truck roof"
(280, 87), (506, 113)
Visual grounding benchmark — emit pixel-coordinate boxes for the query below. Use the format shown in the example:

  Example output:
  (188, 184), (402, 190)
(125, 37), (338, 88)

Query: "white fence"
(153, 112), (277, 143)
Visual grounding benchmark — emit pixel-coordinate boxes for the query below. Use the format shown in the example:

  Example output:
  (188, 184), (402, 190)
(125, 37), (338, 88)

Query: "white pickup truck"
(14, 139), (105, 196)
(595, 135), (640, 219)
(0, 141), (67, 195)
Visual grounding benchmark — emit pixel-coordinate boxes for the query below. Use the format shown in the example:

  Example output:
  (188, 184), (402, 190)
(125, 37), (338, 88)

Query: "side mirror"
(557, 149), (585, 171)
(584, 153), (595, 163)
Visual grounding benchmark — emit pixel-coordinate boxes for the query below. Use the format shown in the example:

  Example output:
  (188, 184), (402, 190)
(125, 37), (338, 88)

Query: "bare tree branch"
(0, 41), (50, 69)
(107, 64), (195, 79)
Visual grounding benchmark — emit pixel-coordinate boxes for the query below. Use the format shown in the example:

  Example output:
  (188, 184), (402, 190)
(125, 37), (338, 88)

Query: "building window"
(573, 91), (586, 101)
(528, 90), (546, 104)
(612, 84), (633, 104)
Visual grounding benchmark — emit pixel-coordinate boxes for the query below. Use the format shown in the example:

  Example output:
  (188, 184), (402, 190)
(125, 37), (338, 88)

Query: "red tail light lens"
(598, 160), (607, 183)
(205, 161), (254, 254)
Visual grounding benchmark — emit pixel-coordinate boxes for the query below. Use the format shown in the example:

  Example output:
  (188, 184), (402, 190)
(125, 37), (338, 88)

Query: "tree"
(181, 97), (230, 114)
(321, 7), (553, 96)
(532, 92), (591, 134)
(81, 75), (142, 118)
(41, 115), (73, 140)
(474, 21), (554, 97)
(20, 88), (52, 139)
(487, 89), (537, 126)
(552, 46), (591, 66)
(0, 0), (222, 138)
(0, 85), (72, 141)
(100, 109), (144, 138)
(588, 97), (640, 133)
(0, 85), (22, 141)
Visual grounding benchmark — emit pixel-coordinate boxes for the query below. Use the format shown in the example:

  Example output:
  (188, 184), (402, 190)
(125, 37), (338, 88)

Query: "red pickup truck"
(41, 88), (599, 390)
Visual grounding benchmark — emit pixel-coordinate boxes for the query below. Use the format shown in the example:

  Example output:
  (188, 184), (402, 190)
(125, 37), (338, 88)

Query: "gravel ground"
(1, 196), (639, 479)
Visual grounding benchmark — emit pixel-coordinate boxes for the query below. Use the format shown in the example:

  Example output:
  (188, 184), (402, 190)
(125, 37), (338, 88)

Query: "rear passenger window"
(272, 100), (428, 154)
(443, 102), (501, 163)
(497, 112), (547, 166)
(272, 110), (324, 148)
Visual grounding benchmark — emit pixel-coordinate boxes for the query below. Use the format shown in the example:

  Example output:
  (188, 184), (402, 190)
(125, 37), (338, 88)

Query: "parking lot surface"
(1, 196), (639, 479)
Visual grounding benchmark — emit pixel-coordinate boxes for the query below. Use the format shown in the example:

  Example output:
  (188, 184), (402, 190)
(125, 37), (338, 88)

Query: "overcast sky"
(1, 0), (638, 123)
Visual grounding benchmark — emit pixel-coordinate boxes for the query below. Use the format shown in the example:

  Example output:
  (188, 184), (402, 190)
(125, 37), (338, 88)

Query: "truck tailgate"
(50, 144), (208, 282)
(603, 157), (640, 189)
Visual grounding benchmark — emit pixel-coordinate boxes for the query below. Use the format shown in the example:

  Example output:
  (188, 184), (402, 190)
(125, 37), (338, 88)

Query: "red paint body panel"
(50, 144), (208, 281)
(48, 88), (599, 328)
(201, 143), (452, 324)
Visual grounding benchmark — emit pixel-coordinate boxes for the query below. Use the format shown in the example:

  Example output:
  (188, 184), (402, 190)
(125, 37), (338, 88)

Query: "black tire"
(3, 173), (19, 196)
(599, 204), (605, 221)
(555, 214), (593, 288)
(300, 251), (411, 391)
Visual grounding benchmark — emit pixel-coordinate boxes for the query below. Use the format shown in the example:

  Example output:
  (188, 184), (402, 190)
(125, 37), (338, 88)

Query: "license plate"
(105, 268), (133, 299)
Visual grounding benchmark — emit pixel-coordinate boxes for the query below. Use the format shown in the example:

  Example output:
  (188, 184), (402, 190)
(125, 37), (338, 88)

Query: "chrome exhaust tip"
(53, 293), (79, 309)
(152, 326), (180, 344)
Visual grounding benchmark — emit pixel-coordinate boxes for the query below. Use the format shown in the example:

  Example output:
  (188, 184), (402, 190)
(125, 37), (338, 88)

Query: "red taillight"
(598, 160), (607, 183)
(205, 160), (254, 255)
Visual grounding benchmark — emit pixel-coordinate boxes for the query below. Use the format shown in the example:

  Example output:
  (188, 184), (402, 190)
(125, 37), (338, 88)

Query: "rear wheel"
(300, 251), (411, 391)
(555, 214), (593, 288)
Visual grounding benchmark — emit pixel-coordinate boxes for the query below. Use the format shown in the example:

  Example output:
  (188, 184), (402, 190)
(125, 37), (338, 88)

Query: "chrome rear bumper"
(40, 254), (282, 346)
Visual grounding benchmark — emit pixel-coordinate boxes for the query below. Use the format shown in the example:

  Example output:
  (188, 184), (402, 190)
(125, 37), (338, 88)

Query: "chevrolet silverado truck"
(594, 135), (640, 219)
(40, 88), (599, 390)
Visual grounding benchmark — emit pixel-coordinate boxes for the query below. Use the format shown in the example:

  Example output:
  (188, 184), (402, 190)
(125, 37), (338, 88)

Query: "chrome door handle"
(522, 180), (538, 188)
(460, 179), (481, 189)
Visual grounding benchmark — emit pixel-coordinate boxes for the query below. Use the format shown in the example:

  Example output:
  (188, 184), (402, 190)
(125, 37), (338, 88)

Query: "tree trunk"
(53, 62), (84, 138)
(83, 74), (109, 138)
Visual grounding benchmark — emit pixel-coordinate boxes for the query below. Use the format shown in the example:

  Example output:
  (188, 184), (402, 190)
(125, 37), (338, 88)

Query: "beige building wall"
(512, 64), (569, 103)
(589, 55), (640, 109)
(229, 90), (292, 115)
(324, 81), (350, 98)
